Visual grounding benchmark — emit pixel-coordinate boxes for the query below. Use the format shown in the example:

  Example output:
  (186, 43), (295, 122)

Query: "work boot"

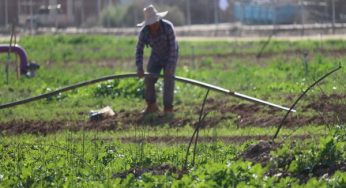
(141, 103), (159, 115)
(164, 106), (174, 115)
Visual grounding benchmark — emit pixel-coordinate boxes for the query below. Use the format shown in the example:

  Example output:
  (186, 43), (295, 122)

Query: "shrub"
(93, 79), (144, 99)
(100, 4), (185, 27)
(160, 5), (185, 26)
(100, 5), (129, 27)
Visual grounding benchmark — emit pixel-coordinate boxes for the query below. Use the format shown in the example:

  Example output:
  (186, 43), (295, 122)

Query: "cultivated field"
(0, 35), (345, 187)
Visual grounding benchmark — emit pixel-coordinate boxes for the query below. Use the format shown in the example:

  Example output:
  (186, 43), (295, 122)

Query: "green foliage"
(94, 79), (144, 99)
(270, 132), (346, 177)
(99, 3), (185, 27)
(159, 5), (185, 26)
(0, 129), (345, 187)
(0, 35), (345, 186)
(0, 35), (345, 122)
(18, 35), (137, 63)
(100, 5), (129, 27)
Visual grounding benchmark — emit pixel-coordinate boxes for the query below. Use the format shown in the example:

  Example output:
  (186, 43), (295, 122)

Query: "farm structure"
(233, 0), (346, 25)
(234, 1), (300, 24)
(0, 0), (119, 27)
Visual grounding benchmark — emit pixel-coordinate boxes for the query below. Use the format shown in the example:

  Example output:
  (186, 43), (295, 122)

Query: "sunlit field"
(0, 35), (345, 187)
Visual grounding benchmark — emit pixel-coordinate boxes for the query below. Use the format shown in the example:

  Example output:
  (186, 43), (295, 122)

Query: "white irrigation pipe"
(0, 73), (294, 112)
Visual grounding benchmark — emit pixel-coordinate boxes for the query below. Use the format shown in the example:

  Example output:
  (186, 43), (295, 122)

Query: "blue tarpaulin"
(234, 2), (300, 24)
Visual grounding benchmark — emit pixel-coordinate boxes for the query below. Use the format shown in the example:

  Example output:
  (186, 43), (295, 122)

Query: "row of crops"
(0, 126), (345, 187)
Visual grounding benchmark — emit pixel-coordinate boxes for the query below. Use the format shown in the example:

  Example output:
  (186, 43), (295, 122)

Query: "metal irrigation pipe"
(183, 89), (210, 169)
(256, 24), (277, 59)
(272, 65), (342, 141)
(0, 73), (294, 112)
(192, 90), (210, 166)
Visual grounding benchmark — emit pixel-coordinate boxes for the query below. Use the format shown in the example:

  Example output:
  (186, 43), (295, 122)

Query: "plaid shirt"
(135, 19), (178, 70)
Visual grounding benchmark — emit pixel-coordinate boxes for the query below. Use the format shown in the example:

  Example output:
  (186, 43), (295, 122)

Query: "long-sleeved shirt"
(135, 19), (178, 70)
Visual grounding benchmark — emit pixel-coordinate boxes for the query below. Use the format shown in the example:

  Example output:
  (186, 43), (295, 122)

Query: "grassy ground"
(0, 35), (344, 121)
(0, 35), (345, 187)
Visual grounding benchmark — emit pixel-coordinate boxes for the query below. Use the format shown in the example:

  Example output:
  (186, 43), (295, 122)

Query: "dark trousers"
(145, 58), (177, 108)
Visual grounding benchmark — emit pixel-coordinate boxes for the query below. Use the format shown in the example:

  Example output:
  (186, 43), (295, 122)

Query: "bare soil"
(241, 140), (277, 166)
(0, 94), (344, 135)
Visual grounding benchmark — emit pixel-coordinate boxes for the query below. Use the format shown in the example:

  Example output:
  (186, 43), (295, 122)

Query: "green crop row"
(1, 35), (346, 64)
(0, 126), (345, 187)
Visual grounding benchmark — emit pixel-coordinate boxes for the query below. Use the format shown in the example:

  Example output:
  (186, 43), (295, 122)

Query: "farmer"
(135, 4), (179, 114)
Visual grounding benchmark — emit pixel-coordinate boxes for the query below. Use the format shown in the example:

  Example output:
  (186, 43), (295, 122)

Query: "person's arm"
(135, 29), (146, 77)
(167, 26), (177, 66)
(166, 25), (178, 75)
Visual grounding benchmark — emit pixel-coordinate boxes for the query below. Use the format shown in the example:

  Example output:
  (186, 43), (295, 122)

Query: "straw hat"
(137, 4), (168, 27)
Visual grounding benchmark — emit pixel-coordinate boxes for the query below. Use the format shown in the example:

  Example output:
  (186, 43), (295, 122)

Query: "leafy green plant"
(94, 79), (144, 98)
(100, 5), (129, 27)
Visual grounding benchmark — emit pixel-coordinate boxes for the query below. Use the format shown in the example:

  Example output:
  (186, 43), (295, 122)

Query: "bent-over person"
(135, 4), (179, 115)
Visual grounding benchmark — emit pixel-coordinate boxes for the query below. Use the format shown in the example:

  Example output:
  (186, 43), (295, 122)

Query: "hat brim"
(136, 11), (168, 27)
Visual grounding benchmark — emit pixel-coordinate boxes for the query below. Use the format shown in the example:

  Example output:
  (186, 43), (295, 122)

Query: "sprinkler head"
(26, 61), (40, 78)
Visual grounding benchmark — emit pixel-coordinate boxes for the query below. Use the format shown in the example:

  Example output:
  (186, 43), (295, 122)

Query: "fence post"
(303, 51), (308, 76)
(5, 24), (15, 84)
(191, 45), (196, 68)
(332, 0), (336, 34)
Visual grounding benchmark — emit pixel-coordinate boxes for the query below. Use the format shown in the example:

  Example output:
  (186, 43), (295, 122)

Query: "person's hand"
(137, 68), (145, 78)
